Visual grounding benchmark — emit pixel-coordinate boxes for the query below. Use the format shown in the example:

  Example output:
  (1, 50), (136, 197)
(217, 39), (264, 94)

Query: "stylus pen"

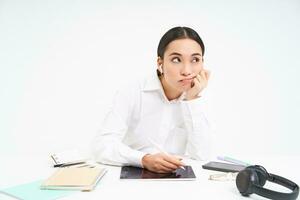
(54, 162), (86, 168)
(217, 156), (251, 166)
(148, 138), (186, 170)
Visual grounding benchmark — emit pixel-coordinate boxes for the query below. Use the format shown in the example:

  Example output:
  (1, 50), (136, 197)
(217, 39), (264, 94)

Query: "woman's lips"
(179, 77), (195, 84)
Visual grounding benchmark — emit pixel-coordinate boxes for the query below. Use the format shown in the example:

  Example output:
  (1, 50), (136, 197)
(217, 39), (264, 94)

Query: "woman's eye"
(172, 57), (180, 63)
(192, 57), (200, 63)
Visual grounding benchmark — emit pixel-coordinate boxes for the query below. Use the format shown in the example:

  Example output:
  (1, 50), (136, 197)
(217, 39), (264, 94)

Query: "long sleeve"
(180, 97), (212, 160)
(91, 89), (147, 167)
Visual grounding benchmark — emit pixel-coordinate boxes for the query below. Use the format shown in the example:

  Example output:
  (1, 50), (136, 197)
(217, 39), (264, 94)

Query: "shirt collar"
(142, 72), (186, 102)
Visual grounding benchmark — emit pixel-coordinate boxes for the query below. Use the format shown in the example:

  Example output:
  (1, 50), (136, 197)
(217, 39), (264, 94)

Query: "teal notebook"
(0, 180), (76, 200)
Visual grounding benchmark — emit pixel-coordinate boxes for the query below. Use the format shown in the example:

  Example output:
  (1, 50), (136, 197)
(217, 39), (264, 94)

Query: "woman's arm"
(92, 84), (186, 171)
(181, 98), (212, 160)
(181, 69), (212, 160)
(91, 89), (147, 167)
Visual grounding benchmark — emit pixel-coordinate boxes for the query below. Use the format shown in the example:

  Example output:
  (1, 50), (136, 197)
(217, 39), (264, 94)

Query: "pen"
(54, 162), (86, 168)
(217, 156), (251, 166)
(148, 138), (186, 170)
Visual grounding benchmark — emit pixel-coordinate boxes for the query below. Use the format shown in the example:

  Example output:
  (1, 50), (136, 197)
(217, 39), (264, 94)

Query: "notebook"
(120, 166), (196, 180)
(50, 149), (87, 167)
(41, 166), (107, 191)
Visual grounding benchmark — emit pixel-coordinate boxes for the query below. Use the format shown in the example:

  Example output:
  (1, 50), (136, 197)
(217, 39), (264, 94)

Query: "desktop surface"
(0, 154), (299, 200)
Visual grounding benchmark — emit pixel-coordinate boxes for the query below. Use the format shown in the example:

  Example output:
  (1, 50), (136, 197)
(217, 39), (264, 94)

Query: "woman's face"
(158, 38), (203, 94)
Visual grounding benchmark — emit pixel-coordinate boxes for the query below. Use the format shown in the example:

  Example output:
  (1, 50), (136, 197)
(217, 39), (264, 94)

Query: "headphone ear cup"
(247, 165), (268, 187)
(254, 165), (268, 186)
(236, 168), (259, 196)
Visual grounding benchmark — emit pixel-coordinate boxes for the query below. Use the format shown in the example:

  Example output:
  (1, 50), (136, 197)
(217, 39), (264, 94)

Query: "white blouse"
(92, 72), (212, 167)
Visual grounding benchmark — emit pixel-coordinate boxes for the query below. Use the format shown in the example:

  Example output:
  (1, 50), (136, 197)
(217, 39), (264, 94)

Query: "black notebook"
(120, 166), (196, 180)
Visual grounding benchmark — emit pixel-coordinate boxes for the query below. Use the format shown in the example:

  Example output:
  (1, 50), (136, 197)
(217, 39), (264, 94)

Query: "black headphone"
(236, 165), (299, 200)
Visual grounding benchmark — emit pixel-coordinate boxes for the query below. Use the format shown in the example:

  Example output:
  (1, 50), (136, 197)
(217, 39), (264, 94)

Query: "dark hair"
(157, 26), (205, 59)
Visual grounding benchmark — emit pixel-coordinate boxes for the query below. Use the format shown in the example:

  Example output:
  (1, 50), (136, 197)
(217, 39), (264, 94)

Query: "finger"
(200, 70), (207, 81)
(191, 76), (201, 91)
(196, 74), (203, 85)
(205, 70), (211, 80)
(160, 159), (180, 170)
(162, 154), (185, 167)
(198, 71), (208, 87)
(157, 164), (175, 173)
(191, 76), (198, 88)
(173, 155), (183, 161)
(191, 79), (195, 87)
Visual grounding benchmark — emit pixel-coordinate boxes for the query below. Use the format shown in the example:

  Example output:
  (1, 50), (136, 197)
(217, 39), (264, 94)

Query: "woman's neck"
(160, 76), (182, 101)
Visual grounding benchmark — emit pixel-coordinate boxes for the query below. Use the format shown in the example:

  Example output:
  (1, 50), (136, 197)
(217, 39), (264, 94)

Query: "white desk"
(0, 154), (299, 200)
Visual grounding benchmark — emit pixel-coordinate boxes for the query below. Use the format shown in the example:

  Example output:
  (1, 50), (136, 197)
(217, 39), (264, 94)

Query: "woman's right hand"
(141, 153), (185, 173)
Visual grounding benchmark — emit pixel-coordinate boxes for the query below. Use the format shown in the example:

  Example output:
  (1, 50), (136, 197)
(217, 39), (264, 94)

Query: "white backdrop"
(1, 0), (299, 159)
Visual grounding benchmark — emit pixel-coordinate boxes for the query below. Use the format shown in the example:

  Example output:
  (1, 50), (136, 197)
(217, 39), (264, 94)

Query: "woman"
(92, 26), (211, 173)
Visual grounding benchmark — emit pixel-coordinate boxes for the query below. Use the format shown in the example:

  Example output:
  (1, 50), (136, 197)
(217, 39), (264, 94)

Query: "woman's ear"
(159, 64), (163, 73)
(157, 57), (163, 73)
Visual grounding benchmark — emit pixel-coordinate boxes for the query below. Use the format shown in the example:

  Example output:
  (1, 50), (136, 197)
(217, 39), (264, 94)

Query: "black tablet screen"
(120, 166), (196, 179)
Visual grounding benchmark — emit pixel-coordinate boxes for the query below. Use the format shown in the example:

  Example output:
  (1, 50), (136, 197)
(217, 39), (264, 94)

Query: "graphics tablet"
(120, 166), (196, 180)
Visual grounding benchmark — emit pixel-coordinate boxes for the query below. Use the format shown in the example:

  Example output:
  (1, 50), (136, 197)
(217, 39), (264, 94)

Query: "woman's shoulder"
(117, 73), (155, 95)
(114, 74), (149, 100)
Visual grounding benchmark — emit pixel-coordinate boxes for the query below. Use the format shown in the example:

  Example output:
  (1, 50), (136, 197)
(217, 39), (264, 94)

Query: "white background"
(1, 0), (299, 160)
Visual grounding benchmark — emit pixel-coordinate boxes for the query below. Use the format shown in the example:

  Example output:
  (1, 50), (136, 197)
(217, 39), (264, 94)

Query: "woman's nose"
(181, 64), (192, 76)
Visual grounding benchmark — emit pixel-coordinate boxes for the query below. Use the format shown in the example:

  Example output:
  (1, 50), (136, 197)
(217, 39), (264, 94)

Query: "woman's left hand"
(185, 69), (210, 100)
